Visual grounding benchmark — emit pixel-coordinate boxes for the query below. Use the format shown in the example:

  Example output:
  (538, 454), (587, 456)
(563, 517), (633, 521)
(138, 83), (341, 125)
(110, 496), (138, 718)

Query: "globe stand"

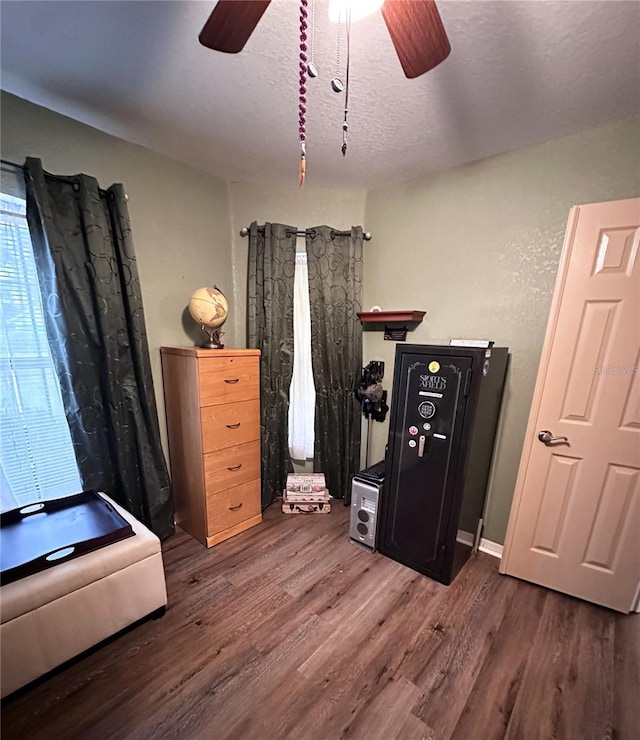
(200, 326), (225, 349)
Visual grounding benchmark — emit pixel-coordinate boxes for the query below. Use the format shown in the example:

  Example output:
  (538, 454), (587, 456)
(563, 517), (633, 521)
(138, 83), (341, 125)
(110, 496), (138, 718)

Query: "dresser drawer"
(206, 479), (261, 536)
(198, 356), (259, 406)
(201, 399), (260, 453)
(204, 440), (261, 495)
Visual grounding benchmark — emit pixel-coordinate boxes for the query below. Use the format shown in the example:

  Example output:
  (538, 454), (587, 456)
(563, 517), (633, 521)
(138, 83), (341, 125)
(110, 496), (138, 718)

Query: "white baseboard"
(478, 538), (503, 559)
(456, 531), (503, 559)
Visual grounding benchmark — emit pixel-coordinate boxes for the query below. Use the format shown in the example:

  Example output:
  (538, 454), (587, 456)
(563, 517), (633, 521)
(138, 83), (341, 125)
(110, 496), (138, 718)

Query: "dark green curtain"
(306, 226), (363, 501)
(24, 158), (174, 540)
(246, 221), (296, 508)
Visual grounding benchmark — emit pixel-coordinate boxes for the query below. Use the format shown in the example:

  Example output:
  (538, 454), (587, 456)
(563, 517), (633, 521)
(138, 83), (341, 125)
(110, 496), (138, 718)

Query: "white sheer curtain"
(288, 249), (316, 460)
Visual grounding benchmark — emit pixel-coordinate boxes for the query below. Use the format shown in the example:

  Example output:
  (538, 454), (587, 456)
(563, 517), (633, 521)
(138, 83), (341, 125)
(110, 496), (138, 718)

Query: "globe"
(188, 285), (229, 349)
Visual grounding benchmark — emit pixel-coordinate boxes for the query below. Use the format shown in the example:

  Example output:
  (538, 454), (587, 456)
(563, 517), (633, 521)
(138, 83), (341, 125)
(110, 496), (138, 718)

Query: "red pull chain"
(299, 0), (308, 186)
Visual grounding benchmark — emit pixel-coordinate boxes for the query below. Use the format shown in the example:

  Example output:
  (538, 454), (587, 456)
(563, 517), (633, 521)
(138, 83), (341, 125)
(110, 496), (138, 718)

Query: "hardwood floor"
(2, 504), (638, 740)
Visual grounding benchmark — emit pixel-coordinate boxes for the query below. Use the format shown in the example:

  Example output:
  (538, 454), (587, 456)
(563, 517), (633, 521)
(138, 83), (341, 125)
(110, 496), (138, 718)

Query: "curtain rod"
(240, 226), (372, 241)
(1, 158), (115, 196)
(1, 158), (24, 170)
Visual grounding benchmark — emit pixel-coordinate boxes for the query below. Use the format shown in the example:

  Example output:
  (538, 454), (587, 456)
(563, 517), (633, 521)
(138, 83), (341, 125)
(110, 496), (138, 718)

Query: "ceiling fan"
(199, 0), (451, 79)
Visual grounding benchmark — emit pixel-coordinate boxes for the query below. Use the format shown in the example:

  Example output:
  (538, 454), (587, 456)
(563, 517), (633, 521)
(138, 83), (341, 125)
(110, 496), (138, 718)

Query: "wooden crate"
(281, 499), (331, 515)
(285, 473), (328, 503)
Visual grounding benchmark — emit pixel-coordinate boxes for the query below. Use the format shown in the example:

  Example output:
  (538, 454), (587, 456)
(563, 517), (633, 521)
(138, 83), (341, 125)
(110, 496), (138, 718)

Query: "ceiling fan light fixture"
(328, 0), (384, 23)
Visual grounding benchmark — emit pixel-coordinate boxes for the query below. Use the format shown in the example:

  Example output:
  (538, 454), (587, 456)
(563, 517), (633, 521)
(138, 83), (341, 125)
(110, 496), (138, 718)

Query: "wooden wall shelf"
(357, 311), (426, 341)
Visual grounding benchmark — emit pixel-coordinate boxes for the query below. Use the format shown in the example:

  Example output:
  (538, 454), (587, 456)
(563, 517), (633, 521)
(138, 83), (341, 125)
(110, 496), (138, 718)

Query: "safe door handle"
(538, 430), (569, 446)
(418, 435), (426, 457)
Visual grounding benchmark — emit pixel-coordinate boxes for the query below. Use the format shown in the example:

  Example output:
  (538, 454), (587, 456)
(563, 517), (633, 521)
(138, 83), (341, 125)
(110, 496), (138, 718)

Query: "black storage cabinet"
(378, 344), (508, 585)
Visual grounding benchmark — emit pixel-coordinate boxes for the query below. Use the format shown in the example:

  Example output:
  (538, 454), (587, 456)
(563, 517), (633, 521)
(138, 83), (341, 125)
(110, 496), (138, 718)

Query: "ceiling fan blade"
(199, 0), (271, 53)
(381, 0), (451, 79)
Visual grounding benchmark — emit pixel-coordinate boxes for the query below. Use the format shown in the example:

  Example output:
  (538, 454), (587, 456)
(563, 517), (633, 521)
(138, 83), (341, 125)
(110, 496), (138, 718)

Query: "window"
(288, 245), (316, 460)
(0, 191), (82, 512)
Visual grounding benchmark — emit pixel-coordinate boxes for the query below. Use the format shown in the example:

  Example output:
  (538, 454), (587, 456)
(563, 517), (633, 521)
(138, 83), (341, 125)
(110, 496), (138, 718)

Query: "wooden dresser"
(160, 347), (262, 547)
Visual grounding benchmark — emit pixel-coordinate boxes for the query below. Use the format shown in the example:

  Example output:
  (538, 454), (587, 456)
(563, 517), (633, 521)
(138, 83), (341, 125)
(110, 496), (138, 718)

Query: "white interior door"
(500, 198), (640, 613)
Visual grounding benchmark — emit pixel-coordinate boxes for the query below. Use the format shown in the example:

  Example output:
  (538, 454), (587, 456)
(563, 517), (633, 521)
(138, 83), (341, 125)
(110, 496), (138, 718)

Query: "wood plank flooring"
(2, 504), (638, 740)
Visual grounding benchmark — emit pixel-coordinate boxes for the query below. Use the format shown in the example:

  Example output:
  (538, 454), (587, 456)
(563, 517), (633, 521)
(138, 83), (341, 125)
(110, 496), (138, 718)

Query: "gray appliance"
(349, 460), (385, 551)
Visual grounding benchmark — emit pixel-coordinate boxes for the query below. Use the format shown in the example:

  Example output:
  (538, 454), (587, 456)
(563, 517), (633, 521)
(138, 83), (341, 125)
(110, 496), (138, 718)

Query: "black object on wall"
(378, 344), (509, 585)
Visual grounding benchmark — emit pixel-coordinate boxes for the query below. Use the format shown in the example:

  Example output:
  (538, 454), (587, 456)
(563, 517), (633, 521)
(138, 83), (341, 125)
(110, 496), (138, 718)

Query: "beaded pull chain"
(330, 5), (350, 156)
(299, 0), (309, 186)
(342, 9), (351, 157)
(307, 0), (318, 78)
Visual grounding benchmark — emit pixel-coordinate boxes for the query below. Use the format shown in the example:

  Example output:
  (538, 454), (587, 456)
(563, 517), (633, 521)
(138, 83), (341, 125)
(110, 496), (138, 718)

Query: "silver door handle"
(418, 435), (426, 457)
(538, 430), (569, 446)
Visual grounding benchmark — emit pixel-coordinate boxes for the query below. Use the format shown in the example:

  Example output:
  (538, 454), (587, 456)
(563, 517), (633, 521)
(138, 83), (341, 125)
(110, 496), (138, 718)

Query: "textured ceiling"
(1, 0), (639, 188)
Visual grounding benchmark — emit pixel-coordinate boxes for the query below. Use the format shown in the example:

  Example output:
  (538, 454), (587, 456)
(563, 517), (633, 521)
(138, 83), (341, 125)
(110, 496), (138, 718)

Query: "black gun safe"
(378, 344), (508, 585)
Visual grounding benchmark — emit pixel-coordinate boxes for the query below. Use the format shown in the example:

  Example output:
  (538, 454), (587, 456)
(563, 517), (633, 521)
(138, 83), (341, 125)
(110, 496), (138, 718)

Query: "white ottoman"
(1, 493), (167, 697)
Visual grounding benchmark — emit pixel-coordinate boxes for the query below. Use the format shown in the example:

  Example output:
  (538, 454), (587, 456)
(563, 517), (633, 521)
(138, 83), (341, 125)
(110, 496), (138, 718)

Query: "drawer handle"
(228, 502), (244, 511)
(228, 464), (242, 471)
(226, 422), (241, 429)
(224, 378), (240, 384)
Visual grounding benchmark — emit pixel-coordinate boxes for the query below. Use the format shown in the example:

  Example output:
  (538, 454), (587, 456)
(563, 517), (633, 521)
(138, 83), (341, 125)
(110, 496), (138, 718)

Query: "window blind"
(0, 192), (82, 511)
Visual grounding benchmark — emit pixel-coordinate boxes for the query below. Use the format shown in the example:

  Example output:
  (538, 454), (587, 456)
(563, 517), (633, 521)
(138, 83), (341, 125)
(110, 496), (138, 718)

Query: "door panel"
(582, 464), (638, 572)
(592, 226), (637, 275)
(530, 454), (580, 555)
(501, 199), (640, 612)
(560, 300), (620, 421)
(620, 351), (640, 428)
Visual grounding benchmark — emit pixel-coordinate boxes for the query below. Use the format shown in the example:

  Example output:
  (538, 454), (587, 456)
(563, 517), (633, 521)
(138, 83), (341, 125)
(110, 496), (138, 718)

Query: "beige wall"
(364, 117), (640, 543)
(227, 182), (367, 343)
(1, 92), (234, 456)
(3, 90), (638, 544)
